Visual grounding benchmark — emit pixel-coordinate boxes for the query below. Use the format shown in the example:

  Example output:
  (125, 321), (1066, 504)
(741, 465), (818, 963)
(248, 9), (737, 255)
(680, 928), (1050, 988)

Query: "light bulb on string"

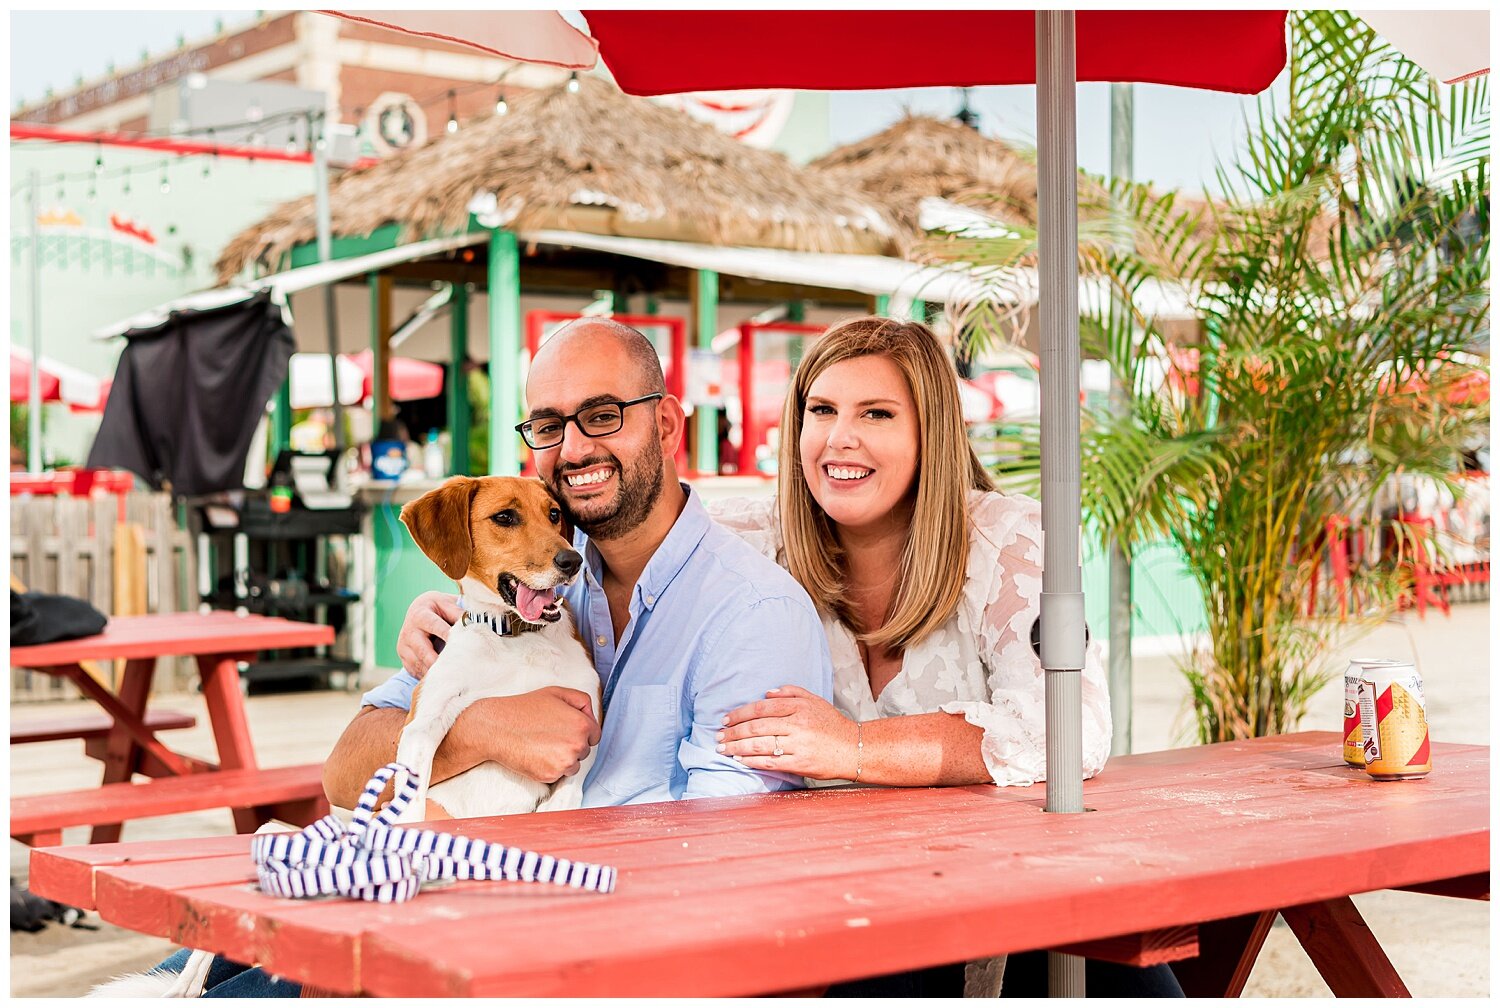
(56, 176), (66, 201)
(160, 164), (171, 194)
(446, 90), (458, 133)
(566, 72), (580, 94)
(122, 170), (131, 196)
(93, 143), (104, 176)
(495, 92), (508, 116)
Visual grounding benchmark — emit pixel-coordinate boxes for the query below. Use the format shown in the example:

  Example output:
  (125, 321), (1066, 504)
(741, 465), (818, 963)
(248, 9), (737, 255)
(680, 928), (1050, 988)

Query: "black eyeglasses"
(515, 393), (664, 450)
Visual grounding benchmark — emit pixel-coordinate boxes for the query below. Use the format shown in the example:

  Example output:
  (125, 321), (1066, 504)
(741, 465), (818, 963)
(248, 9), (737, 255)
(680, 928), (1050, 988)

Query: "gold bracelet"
(853, 721), (864, 783)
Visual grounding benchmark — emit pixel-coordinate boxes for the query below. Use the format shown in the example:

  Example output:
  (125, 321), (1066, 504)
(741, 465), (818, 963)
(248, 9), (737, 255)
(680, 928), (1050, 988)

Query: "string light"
(56, 175), (66, 201)
(446, 89), (458, 133)
(494, 91), (508, 116)
(159, 164), (170, 194)
(566, 72), (581, 94)
(122, 169), (131, 196)
(93, 143), (104, 175)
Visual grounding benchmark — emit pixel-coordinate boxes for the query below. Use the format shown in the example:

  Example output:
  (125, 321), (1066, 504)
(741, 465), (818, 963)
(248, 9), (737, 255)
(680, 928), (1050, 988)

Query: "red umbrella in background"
(288, 351), (445, 408)
(351, 349), (445, 403)
(10, 349), (60, 403)
(10, 347), (108, 411)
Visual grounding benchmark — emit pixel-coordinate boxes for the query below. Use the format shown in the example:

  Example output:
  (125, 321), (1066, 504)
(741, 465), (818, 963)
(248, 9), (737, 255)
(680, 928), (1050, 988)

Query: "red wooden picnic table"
(11, 611), (334, 845)
(29, 732), (1488, 997)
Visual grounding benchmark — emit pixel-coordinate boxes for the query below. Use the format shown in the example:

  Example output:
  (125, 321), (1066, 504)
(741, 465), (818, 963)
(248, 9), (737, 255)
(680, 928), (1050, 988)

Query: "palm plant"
(928, 10), (1490, 741)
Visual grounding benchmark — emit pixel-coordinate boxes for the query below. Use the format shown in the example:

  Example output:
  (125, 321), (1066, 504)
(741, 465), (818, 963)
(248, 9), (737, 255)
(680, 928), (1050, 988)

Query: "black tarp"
(86, 291), (293, 496)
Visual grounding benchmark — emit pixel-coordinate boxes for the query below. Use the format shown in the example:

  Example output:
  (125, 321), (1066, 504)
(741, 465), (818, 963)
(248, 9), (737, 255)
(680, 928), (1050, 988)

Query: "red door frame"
(737, 321), (827, 477)
(523, 311), (691, 475)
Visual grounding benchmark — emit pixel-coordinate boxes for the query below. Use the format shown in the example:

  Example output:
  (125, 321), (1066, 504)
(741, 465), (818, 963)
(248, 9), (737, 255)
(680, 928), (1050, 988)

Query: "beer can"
(1358, 662), (1431, 780)
(1343, 658), (1404, 767)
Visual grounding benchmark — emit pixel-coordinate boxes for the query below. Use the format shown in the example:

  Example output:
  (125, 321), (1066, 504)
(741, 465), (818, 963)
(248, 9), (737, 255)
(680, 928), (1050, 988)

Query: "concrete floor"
(10, 601), (1489, 997)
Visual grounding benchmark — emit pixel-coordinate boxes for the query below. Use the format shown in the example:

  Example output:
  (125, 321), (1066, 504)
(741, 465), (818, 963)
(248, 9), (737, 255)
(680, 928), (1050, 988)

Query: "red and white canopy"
(9, 347), (109, 412)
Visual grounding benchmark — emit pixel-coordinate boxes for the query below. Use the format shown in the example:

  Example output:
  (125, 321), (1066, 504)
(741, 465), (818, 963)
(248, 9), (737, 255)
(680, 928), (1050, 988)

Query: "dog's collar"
(461, 609), (549, 636)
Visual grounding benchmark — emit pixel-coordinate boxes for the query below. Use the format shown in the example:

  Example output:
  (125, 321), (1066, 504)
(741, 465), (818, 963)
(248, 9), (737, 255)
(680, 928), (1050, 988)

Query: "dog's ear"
(400, 477), (479, 581)
(537, 476), (575, 545)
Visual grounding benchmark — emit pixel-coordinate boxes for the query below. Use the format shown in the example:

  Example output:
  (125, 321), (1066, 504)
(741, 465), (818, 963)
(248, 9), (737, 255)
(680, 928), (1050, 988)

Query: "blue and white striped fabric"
(251, 763), (617, 903)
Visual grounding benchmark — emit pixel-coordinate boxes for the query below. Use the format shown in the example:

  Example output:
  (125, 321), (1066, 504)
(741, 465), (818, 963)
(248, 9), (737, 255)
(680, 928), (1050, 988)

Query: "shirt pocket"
(597, 683), (679, 800)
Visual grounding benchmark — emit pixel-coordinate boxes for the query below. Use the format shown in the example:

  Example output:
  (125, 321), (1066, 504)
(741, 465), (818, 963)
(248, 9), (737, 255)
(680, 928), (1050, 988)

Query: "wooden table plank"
(30, 836), (263, 910)
(30, 733), (1489, 997)
(11, 612), (333, 666)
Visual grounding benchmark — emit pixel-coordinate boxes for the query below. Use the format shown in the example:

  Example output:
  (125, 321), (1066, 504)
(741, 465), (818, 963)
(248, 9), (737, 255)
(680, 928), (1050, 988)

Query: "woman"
(708, 316), (1175, 997)
(711, 316), (1110, 790)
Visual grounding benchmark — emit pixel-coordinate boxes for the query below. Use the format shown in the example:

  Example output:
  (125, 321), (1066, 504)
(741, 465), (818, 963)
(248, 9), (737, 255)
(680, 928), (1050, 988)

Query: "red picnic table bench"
(28, 732), (1488, 997)
(10, 611), (335, 846)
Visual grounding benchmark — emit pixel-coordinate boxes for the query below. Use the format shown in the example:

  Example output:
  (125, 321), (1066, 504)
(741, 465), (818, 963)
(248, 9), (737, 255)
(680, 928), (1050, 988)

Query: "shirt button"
(596, 635), (607, 647)
(645, 595), (655, 605)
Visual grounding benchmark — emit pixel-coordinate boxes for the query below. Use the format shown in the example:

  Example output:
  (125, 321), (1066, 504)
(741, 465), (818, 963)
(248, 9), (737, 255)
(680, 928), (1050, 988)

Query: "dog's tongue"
(514, 583), (557, 623)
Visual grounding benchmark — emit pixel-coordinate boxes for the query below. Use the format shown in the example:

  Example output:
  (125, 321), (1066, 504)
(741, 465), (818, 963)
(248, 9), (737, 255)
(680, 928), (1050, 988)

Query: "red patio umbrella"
(350, 349), (446, 404)
(10, 350), (60, 403)
(10, 348), (108, 411)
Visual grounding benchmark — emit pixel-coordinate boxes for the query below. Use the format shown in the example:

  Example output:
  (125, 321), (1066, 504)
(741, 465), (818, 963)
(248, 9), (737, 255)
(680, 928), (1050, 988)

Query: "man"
(128, 320), (833, 998)
(324, 317), (834, 808)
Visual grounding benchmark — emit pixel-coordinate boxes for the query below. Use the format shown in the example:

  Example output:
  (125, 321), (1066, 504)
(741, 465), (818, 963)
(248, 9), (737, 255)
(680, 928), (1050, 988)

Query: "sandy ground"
(9, 601), (1489, 997)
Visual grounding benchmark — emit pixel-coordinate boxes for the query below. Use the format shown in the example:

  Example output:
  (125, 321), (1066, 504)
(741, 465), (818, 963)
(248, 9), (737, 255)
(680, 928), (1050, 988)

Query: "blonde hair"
(777, 316), (995, 651)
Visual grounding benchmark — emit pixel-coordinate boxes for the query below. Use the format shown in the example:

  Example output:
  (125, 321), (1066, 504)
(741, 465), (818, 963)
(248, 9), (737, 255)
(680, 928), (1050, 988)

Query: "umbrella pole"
(1036, 10), (1086, 811)
(313, 110), (347, 452)
(1037, 7), (1086, 993)
(27, 169), (43, 472)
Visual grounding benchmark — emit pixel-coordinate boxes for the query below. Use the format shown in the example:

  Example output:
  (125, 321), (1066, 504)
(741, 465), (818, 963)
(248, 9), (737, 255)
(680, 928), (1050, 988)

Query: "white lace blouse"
(708, 489), (1112, 787)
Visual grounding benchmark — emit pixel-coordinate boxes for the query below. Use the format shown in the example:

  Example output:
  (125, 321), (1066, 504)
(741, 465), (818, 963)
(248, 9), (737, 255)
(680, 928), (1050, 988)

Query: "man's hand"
(397, 591), (463, 679)
(451, 687), (602, 784)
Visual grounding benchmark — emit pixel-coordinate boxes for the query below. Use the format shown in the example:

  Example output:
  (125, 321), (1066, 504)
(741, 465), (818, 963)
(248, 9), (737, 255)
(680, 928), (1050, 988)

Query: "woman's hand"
(396, 591), (463, 679)
(718, 684), (859, 780)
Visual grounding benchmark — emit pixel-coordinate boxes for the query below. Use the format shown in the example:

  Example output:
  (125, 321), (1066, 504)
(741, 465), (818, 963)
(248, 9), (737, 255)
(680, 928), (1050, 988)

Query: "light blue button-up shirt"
(362, 484), (834, 807)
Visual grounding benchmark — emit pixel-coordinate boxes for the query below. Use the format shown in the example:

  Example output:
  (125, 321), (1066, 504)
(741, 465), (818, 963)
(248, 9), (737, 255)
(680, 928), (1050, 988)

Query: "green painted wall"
(370, 496), (456, 670)
(1083, 534), (1206, 641)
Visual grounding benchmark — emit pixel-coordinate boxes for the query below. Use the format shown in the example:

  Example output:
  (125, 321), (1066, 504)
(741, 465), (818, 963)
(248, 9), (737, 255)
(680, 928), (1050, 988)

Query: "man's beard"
(550, 439), (664, 541)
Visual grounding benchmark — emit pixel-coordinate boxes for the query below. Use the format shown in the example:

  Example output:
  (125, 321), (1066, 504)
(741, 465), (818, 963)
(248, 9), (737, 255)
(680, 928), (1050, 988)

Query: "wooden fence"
(10, 491), (196, 702)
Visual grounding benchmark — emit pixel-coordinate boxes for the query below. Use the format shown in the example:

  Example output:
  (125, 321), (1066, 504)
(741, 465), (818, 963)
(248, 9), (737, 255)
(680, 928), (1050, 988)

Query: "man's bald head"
(532, 318), (666, 398)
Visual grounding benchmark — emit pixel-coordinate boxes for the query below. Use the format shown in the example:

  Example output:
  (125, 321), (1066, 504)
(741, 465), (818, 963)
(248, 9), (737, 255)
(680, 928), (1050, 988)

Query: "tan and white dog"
(392, 474), (600, 822)
(86, 477), (597, 998)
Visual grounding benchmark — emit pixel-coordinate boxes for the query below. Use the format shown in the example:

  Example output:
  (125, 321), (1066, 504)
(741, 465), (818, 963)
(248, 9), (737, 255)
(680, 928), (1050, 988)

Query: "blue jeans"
(153, 949), (302, 998)
(824, 952), (1184, 997)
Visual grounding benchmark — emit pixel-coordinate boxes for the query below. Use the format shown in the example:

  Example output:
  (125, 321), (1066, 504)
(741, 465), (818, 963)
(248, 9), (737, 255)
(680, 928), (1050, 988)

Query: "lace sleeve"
(704, 494), (782, 563)
(936, 492), (1113, 786)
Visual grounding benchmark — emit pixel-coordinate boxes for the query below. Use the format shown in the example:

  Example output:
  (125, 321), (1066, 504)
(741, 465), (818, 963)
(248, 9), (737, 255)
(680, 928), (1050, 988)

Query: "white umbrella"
(1357, 11), (1489, 84)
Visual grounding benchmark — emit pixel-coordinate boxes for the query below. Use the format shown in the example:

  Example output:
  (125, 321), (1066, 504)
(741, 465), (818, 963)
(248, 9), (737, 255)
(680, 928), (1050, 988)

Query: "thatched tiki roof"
(808, 115), (1045, 240)
(808, 114), (1215, 254)
(216, 77), (899, 283)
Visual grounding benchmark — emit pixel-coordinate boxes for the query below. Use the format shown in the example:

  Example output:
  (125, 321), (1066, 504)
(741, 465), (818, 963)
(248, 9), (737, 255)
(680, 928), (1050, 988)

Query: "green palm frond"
(933, 10), (1489, 743)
